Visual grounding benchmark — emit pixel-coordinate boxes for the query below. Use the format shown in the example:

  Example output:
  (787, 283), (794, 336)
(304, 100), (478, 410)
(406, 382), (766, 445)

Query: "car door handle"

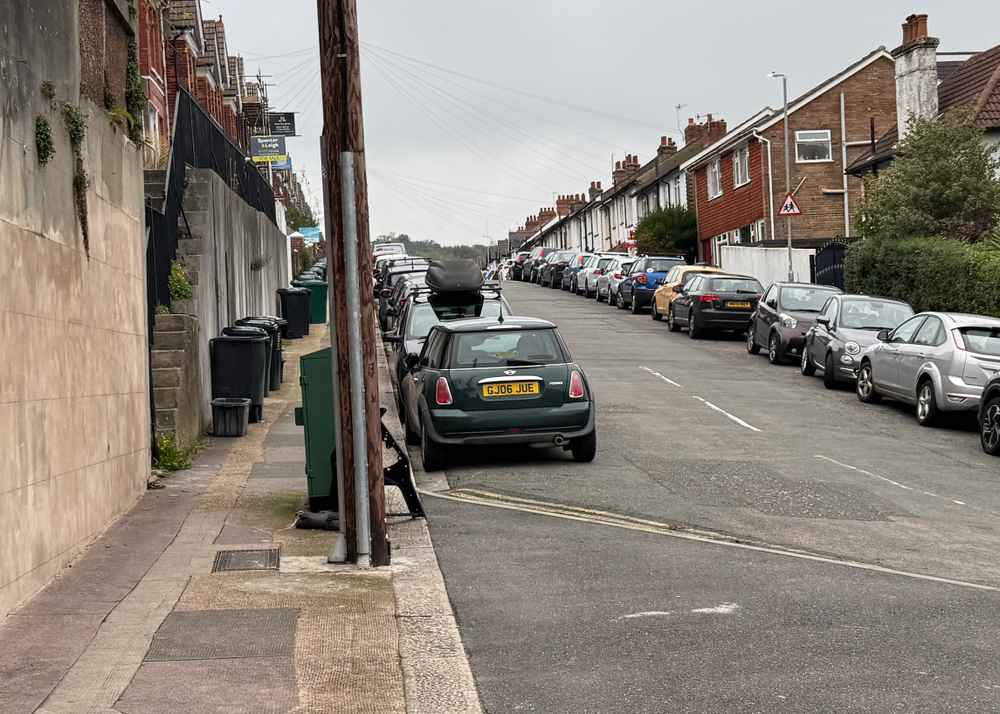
(916, 353), (926, 359)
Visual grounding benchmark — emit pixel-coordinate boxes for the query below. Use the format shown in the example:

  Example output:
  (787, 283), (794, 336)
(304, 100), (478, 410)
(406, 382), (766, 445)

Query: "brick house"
(137, 0), (170, 154)
(848, 14), (1000, 176)
(79, 0), (136, 111)
(682, 48), (897, 264)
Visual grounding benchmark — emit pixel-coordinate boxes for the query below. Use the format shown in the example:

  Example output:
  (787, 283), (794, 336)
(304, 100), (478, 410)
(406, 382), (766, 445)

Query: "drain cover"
(212, 548), (279, 572)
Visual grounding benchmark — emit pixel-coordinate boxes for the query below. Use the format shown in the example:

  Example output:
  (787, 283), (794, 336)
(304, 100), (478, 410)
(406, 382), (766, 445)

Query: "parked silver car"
(801, 295), (914, 388)
(595, 257), (635, 304)
(577, 252), (628, 297)
(856, 312), (1000, 426)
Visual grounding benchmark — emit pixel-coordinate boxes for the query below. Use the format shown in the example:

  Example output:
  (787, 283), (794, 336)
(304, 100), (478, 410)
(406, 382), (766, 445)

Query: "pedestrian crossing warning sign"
(778, 192), (802, 216)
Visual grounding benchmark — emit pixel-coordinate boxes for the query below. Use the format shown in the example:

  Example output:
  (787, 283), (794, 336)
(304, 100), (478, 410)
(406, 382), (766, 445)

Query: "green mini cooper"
(399, 317), (597, 471)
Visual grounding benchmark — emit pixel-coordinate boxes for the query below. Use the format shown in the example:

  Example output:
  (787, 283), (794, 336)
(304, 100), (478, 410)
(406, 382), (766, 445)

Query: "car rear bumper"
(424, 402), (595, 445)
(632, 287), (655, 306)
(694, 309), (754, 329)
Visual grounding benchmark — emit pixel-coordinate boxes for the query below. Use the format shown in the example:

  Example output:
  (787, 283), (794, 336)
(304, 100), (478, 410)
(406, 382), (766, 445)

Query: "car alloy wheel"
(668, 307), (681, 332)
(616, 291), (626, 310)
(768, 333), (781, 364)
(916, 380), (938, 427)
(856, 363), (880, 403)
(981, 398), (1000, 455)
(746, 326), (760, 354)
(800, 346), (815, 376)
(631, 295), (641, 314)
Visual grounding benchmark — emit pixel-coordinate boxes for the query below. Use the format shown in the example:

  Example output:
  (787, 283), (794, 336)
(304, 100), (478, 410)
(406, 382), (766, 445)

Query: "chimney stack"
(892, 13), (939, 141)
(589, 180), (602, 201)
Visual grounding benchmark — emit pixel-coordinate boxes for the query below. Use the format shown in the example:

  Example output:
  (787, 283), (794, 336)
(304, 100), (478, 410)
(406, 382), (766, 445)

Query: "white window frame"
(732, 144), (750, 187)
(707, 159), (722, 199)
(795, 130), (833, 164)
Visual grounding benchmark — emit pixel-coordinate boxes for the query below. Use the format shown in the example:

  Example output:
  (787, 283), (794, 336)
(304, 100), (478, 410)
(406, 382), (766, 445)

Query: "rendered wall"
(0, 2), (149, 618)
(719, 246), (816, 289)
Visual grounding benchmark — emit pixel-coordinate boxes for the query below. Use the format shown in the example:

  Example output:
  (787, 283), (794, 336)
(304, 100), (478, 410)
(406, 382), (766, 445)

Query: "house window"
(795, 130), (833, 163)
(707, 159), (722, 199)
(733, 145), (750, 187)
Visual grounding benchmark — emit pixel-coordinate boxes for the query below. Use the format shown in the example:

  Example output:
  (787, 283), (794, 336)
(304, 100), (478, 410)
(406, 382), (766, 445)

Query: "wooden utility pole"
(317, 0), (389, 566)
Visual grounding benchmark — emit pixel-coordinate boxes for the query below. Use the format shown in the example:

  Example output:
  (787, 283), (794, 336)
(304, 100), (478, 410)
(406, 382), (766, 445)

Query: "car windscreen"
(960, 327), (1000, 356)
(449, 329), (564, 368)
(839, 300), (914, 330)
(647, 258), (685, 272)
(706, 277), (762, 294)
(781, 287), (837, 312)
(406, 300), (504, 340)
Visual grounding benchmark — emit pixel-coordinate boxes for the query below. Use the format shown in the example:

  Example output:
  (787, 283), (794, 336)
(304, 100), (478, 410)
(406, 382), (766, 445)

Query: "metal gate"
(813, 240), (848, 290)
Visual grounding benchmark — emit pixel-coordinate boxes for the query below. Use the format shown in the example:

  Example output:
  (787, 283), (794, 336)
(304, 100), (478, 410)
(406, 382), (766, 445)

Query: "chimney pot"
(688, 117), (695, 125)
(912, 13), (928, 40)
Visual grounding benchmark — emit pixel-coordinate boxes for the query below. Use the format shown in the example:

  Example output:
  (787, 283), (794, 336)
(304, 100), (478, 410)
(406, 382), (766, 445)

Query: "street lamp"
(768, 71), (794, 282)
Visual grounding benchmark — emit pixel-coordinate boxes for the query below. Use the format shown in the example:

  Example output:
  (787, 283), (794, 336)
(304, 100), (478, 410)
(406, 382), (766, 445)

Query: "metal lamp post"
(768, 71), (794, 281)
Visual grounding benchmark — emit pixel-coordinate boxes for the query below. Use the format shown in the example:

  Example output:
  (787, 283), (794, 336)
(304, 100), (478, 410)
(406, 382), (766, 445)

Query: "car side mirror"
(673, 285), (684, 294)
(384, 334), (402, 344)
(816, 316), (830, 327)
(877, 329), (891, 342)
(380, 288), (391, 298)
(654, 279), (664, 287)
(404, 353), (420, 370)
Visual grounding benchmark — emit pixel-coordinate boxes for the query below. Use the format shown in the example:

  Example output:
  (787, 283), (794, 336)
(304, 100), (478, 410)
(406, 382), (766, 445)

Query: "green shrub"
(845, 236), (1000, 316)
(35, 116), (54, 165)
(153, 434), (195, 472)
(168, 260), (193, 301)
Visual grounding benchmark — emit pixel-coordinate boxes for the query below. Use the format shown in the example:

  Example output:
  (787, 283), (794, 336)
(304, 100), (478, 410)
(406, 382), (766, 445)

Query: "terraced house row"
(511, 13), (1000, 269)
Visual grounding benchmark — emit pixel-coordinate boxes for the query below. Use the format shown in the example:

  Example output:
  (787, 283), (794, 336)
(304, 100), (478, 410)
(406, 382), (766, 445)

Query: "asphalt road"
(411, 279), (1000, 712)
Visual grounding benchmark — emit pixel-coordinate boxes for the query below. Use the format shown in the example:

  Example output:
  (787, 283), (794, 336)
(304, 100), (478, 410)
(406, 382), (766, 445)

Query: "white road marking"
(692, 396), (762, 432)
(619, 611), (675, 620)
(690, 602), (740, 615)
(814, 455), (913, 491)
(639, 365), (682, 387)
(420, 488), (1000, 593)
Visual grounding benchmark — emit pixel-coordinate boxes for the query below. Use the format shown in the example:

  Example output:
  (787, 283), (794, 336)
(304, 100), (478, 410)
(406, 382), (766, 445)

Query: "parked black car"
(380, 274), (427, 334)
(375, 257), (428, 297)
(668, 274), (763, 337)
(540, 250), (576, 288)
(510, 251), (532, 280)
(386, 287), (511, 419)
(522, 246), (557, 283)
(747, 282), (843, 364)
(800, 295), (914, 388)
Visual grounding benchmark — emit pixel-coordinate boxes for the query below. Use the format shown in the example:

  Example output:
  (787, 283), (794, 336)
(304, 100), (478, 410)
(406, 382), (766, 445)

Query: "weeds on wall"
(35, 116), (54, 165)
(125, 38), (146, 144)
(63, 103), (90, 253)
(168, 260), (193, 301)
(40, 80), (55, 101)
(153, 435), (197, 472)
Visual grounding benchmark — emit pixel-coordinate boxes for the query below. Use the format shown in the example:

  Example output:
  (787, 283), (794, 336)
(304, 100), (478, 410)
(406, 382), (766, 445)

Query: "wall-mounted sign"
(268, 112), (297, 136)
(250, 136), (288, 164)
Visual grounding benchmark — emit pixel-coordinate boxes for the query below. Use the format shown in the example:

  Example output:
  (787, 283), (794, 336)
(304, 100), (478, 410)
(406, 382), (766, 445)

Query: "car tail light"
(698, 294), (721, 303)
(612, 272), (621, 280)
(568, 370), (586, 399)
(952, 329), (966, 351)
(435, 377), (453, 406)
(636, 274), (648, 285)
(593, 269), (603, 276)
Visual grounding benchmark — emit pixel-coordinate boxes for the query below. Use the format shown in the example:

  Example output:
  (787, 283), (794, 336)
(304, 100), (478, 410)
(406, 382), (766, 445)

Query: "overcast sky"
(213, 1), (1000, 245)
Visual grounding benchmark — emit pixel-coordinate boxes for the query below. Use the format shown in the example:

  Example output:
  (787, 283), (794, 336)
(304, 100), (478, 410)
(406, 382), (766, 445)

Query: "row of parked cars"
(512, 246), (1000, 457)
(374, 252), (598, 472)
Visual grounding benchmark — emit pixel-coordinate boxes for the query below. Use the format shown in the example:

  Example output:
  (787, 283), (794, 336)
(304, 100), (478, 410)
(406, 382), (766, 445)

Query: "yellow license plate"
(482, 382), (541, 398)
(727, 301), (752, 309)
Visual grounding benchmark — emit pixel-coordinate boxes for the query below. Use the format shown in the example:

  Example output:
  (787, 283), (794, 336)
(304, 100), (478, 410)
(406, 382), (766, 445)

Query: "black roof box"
(425, 259), (483, 293)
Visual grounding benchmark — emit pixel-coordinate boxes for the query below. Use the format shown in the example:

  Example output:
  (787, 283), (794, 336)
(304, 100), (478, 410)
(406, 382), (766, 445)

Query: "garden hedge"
(845, 236), (1000, 316)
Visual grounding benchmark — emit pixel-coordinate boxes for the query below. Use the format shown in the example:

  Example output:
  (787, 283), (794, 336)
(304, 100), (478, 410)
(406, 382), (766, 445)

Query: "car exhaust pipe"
(553, 435), (567, 447)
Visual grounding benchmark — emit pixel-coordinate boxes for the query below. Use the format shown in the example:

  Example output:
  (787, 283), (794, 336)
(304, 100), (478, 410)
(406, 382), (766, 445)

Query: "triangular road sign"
(778, 192), (802, 216)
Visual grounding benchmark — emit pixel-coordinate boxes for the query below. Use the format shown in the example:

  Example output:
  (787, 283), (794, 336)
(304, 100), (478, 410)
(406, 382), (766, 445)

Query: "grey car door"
(879, 316), (926, 396)
(755, 285), (778, 347)
(900, 316), (946, 396)
(813, 297), (838, 365)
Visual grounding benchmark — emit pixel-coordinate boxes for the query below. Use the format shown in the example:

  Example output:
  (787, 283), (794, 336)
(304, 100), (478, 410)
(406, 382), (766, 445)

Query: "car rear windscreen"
(839, 300), (913, 329)
(647, 258), (685, 272)
(781, 287), (837, 312)
(406, 301), (504, 339)
(960, 327), (1000, 356)
(450, 329), (564, 368)
(707, 277), (762, 293)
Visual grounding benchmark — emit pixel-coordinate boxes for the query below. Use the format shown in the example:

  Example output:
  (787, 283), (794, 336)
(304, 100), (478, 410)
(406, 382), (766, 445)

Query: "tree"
(635, 206), (698, 261)
(285, 202), (317, 232)
(857, 110), (1000, 243)
(372, 233), (492, 263)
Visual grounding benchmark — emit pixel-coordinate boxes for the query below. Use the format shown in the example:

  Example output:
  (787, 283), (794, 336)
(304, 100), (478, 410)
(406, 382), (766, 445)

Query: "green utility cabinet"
(293, 347), (337, 511)
(291, 279), (329, 324)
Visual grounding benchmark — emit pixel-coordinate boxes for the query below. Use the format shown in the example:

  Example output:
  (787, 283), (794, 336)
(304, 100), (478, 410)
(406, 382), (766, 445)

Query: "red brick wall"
(761, 55), (896, 240)
(166, 40), (195, 118)
(693, 140), (766, 241)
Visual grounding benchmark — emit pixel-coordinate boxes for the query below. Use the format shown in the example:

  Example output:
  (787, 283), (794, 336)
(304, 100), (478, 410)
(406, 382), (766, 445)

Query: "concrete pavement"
(0, 326), (480, 714)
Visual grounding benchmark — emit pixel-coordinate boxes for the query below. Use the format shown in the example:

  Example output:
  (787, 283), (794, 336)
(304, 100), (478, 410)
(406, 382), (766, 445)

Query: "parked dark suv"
(523, 246), (557, 283)
(747, 282), (842, 364)
(669, 274), (763, 337)
(510, 251), (532, 280)
(539, 250), (577, 288)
